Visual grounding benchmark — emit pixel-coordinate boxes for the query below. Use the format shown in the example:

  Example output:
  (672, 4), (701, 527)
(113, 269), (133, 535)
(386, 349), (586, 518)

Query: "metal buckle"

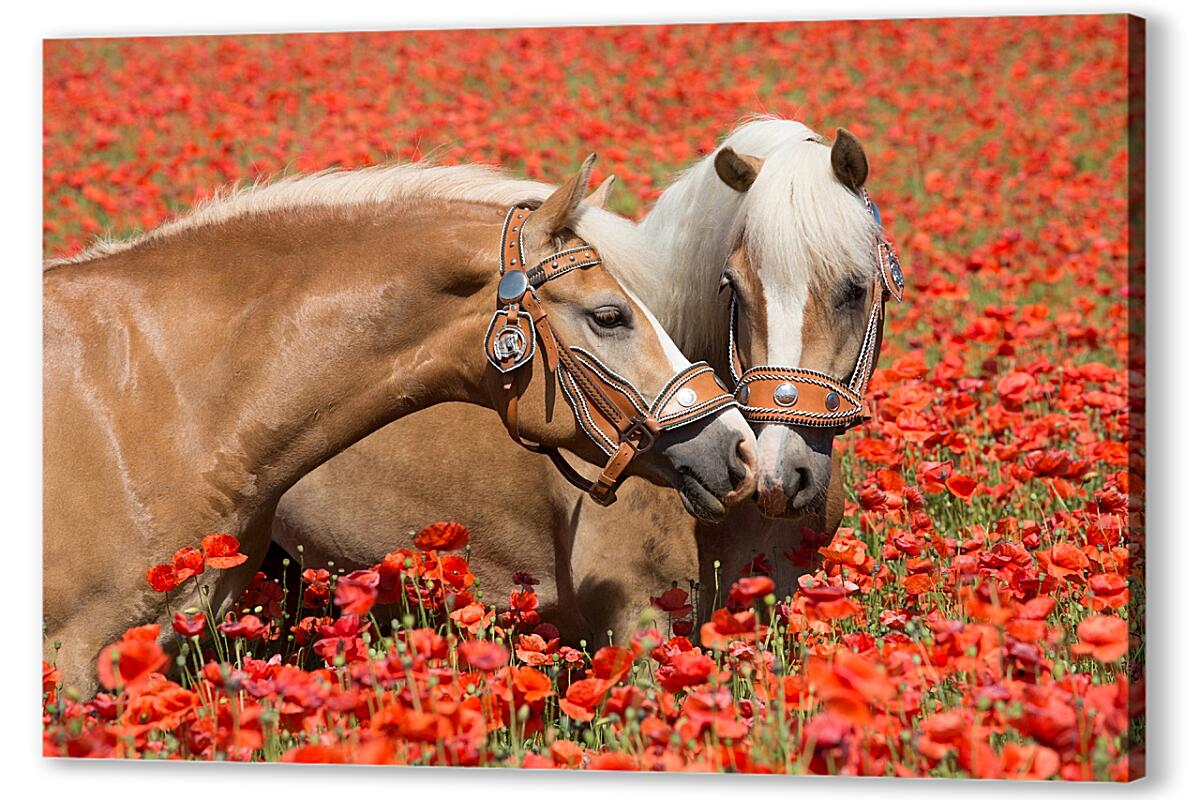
(621, 419), (659, 453)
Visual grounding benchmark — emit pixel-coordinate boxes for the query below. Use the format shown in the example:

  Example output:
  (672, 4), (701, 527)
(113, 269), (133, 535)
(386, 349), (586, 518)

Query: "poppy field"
(41, 15), (1144, 779)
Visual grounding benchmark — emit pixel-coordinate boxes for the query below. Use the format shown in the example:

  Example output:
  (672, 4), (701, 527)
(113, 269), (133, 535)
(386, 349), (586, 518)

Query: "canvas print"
(42, 14), (1145, 779)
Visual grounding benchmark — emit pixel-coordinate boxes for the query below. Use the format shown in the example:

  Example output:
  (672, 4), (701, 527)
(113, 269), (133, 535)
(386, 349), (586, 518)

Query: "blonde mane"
(48, 118), (881, 366)
(45, 162), (559, 267)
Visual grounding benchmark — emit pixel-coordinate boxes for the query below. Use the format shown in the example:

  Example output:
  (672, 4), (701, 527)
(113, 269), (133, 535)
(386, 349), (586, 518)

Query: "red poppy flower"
(656, 649), (715, 693)
(559, 677), (608, 722)
(1071, 614), (1129, 663)
(450, 601), (494, 635)
(672, 619), (694, 637)
(903, 572), (934, 595)
(42, 661), (61, 703)
(592, 646), (633, 686)
(145, 564), (180, 593)
(1036, 542), (1090, 581)
(97, 628), (168, 690)
(458, 639), (508, 671)
(510, 665), (553, 703)
(1000, 743), (1061, 780)
(805, 650), (895, 725)
(120, 674), (199, 732)
(997, 370), (1036, 407)
(946, 473), (978, 501)
(1085, 572), (1129, 610)
(550, 738), (583, 768)
(333, 569), (379, 616)
(281, 743), (349, 764)
(413, 520), (470, 551)
(512, 571), (539, 587)
(727, 575), (775, 608)
(200, 534), (248, 569)
(217, 614), (271, 641)
(171, 547), (205, 581)
(586, 751), (638, 771)
(172, 611), (207, 638)
(649, 586), (693, 618)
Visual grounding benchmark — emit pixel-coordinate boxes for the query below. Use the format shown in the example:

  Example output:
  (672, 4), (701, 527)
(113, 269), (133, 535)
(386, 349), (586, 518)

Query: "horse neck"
(636, 160), (746, 365)
(79, 201), (494, 511)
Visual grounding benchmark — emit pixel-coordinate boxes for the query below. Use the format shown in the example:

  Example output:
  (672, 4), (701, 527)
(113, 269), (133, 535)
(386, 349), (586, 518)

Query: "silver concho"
(497, 270), (529, 304)
(484, 309), (536, 373)
(773, 382), (798, 407)
(676, 387), (697, 408)
(824, 391), (841, 411)
(493, 325), (527, 361)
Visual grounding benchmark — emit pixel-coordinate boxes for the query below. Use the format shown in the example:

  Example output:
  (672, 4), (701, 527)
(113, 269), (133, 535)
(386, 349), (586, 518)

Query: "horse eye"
(590, 307), (626, 328)
(837, 283), (868, 308)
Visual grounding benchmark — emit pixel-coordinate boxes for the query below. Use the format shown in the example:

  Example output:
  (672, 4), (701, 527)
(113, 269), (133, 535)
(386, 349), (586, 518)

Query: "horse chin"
(754, 477), (831, 520)
(674, 469), (729, 523)
(788, 490), (830, 520)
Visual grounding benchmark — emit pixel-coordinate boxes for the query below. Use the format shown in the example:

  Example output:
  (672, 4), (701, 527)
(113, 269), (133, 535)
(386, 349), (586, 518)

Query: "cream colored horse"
(44, 157), (757, 695)
(273, 118), (887, 642)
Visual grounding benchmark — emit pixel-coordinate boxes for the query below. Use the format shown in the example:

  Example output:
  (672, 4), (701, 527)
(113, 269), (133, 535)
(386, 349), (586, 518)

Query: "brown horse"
(43, 157), (758, 695)
(272, 118), (898, 642)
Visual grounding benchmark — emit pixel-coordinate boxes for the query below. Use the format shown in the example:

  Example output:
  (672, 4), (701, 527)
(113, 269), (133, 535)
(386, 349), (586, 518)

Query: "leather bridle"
(486, 205), (738, 506)
(726, 189), (906, 433)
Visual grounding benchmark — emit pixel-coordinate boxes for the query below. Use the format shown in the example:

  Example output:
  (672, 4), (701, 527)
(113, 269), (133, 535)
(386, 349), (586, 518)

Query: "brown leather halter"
(727, 190), (905, 432)
(486, 205), (738, 506)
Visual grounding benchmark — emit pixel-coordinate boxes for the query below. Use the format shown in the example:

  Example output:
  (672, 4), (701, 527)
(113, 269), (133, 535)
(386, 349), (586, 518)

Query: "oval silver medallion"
(676, 387), (697, 408)
(773, 382), (798, 407)
(497, 270), (529, 303)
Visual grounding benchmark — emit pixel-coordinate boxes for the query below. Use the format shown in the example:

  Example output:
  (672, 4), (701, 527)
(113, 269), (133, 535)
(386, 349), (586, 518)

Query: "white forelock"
(634, 116), (881, 362)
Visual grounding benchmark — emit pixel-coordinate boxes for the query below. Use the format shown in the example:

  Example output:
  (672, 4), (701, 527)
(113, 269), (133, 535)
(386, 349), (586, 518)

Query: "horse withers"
(43, 156), (756, 696)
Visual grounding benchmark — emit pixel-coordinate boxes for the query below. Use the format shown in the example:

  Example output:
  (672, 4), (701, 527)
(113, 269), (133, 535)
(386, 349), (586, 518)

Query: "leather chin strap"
(728, 204), (906, 433)
(486, 205), (738, 506)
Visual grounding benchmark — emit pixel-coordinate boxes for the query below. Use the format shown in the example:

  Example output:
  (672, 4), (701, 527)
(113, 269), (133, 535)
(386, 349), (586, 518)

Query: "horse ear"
(583, 174), (616, 208)
(831, 128), (869, 191)
(525, 153), (596, 242)
(714, 147), (763, 193)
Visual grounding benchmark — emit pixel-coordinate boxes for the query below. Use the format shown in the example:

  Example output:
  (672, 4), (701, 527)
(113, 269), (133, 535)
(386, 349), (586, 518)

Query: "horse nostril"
(789, 464), (824, 511)
(796, 465), (812, 493)
(738, 438), (757, 478)
(725, 437), (757, 503)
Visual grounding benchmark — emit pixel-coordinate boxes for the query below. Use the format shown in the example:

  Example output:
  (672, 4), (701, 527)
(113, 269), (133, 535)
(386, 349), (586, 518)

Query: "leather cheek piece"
(568, 347), (653, 429)
(588, 440), (638, 506)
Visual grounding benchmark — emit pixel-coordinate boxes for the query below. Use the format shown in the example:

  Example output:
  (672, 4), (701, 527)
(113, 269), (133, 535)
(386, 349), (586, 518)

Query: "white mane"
(634, 116), (881, 361)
